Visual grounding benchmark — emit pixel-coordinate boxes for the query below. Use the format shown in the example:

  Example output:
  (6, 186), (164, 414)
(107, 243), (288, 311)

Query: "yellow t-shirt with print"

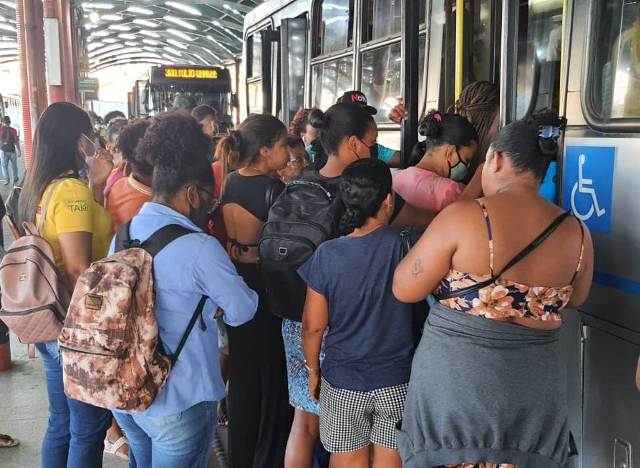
(36, 178), (113, 272)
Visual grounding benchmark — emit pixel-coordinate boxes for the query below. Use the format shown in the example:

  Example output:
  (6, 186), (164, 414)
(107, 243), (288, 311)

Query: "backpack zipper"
(59, 344), (126, 358)
(0, 303), (65, 322)
(259, 234), (316, 251)
(262, 220), (330, 238)
(4, 243), (59, 273)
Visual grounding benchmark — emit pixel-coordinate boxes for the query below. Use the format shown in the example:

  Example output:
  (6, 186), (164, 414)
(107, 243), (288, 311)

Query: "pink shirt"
(392, 167), (464, 213)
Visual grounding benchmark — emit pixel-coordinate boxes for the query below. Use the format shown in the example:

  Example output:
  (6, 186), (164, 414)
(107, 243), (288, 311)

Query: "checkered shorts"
(319, 377), (408, 452)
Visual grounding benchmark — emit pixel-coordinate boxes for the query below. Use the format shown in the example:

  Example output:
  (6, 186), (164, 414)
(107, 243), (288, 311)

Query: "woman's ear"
(259, 145), (270, 160)
(185, 184), (199, 208)
(347, 135), (360, 152)
(491, 150), (505, 173)
(444, 144), (458, 164)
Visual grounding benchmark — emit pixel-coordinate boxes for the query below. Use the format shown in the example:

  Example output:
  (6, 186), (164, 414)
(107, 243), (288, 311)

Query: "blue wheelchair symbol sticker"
(563, 146), (615, 233)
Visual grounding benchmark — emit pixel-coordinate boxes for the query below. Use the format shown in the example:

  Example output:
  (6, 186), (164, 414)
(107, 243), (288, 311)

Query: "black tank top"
(221, 172), (284, 222)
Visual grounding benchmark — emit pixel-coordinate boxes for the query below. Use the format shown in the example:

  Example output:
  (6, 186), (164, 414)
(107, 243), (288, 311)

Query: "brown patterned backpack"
(59, 222), (207, 412)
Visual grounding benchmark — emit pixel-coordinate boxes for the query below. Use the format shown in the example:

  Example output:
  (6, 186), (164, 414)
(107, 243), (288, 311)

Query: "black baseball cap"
(336, 91), (377, 115)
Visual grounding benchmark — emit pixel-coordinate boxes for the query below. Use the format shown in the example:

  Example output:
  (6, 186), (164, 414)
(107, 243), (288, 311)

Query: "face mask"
(370, 144), (379, 160)
(305, 144), (316, 163)
(448, 149), (470, 182)
(356, 138), (374, 160)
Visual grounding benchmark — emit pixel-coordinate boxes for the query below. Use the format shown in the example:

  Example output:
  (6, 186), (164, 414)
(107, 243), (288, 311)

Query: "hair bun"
(338, 206), (367, 235)
(419, 110), (444, 138)
(228, 130), (242, 150)
(309, 109), (329, 130)
(538, 138), (558, 158)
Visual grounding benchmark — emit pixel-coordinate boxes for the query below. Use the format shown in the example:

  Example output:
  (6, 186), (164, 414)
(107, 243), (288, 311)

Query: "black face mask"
(370, 144), (379, 160)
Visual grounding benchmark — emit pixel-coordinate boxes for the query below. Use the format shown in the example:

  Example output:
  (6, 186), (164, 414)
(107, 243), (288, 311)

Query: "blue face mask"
(305, 144), (316, 163)
(448, 149), (470, 182)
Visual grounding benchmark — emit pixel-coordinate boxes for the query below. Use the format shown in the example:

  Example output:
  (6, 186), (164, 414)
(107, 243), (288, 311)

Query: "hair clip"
(433, 112), (443, 123)
(538, 125), (560, 139)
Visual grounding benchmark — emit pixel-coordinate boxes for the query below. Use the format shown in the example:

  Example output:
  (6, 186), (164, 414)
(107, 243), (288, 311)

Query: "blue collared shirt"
(109, 202), (258, 417)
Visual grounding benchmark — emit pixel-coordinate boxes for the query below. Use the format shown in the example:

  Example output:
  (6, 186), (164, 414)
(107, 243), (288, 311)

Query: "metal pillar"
(32, 0), (49, 114)
(400, 0), (420, 165)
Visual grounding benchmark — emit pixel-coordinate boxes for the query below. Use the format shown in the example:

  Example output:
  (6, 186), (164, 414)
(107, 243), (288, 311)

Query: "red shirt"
(1, 126), (18, 149)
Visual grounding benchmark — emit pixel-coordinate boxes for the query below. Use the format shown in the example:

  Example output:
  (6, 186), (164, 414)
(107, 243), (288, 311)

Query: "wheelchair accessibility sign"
(562, 146), (615, 233)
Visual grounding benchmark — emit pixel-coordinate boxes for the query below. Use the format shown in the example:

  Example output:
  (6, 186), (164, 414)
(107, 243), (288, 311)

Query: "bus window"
(313, 0), (354, 56)
(512, 0), (563, 120)
(361, 42), (401, 122)
(282, 17), (308, 125)
(248, 81), (264, 115)
(463, 0), (498, 87)
(249, 33), (262, 78)
(588, 0), (640, 120)
(362, 0), (401, 42)
(247, 32), (265, 114)
(419, 1), (426, 27)
(311, 56), (354, 110)
(311, 0), (355, 109)
(360, 0), (402, 122)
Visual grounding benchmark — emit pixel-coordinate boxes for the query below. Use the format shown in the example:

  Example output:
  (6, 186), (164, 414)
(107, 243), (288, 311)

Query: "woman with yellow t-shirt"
(17, 102), (114, 468)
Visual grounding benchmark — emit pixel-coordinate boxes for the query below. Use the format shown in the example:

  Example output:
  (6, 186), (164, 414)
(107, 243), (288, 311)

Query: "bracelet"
(304, 360), (320, 374)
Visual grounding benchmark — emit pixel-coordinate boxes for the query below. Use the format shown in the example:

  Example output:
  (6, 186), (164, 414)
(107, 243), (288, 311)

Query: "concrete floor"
(0, 336), (127, 468)
(0, 156), (228, 468)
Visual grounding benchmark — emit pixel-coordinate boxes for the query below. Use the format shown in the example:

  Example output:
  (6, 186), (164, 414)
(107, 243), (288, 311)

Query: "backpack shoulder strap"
(114, 221), (133, 252)
(436, 211), (572, 300)
(170, 295), (207, 365)
(141, 224), (198, 257)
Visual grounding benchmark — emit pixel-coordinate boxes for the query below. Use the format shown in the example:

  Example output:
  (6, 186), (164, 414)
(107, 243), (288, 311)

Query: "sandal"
(104, 436), (128, 460)
(0, 434), (19, 448)
(217, 412), (228, 427)
(217, 400), (228, 427)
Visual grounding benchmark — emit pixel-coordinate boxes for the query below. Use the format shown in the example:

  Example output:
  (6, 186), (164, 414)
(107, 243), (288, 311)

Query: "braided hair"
(450, 81), (499, 165)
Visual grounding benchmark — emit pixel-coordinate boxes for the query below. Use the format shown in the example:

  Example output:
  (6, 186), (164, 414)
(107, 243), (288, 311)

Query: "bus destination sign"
(163, 67), (219, 80)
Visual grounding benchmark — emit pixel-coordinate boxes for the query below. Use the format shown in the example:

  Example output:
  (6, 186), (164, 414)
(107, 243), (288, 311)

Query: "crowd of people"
(0, 81), (595, 468)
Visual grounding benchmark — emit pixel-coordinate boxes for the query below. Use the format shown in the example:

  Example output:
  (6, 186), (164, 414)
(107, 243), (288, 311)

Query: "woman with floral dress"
(393, 112), (594, 468)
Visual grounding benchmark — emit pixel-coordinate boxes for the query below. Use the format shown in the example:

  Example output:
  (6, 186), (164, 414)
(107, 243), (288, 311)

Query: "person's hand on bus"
(388, 100), (408, 124)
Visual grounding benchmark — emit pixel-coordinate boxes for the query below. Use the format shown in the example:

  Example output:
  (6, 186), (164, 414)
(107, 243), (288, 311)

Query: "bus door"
(246, 27), (279, 115)
(280, 16), (308, 126)
(424, 0), (502, 113)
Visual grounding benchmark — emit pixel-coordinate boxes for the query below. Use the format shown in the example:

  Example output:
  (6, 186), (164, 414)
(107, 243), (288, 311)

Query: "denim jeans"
(36, 340), (112, 468)
(0, 150), (18, 182)
(114, 401), (216, 468)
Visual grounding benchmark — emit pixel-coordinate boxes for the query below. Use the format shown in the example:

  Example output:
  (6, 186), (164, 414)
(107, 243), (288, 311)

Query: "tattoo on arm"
(411, 258), (423, 278)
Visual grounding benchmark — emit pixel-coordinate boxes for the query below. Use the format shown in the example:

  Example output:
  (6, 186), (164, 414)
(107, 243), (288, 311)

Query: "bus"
(242, 1), (640, 467)
(130, 65), (234, 130)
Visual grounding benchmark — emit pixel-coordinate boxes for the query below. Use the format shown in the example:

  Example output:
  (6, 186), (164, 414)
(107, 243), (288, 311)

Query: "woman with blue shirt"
(111, 113), (259, 468)
(301, 159), (415, 468)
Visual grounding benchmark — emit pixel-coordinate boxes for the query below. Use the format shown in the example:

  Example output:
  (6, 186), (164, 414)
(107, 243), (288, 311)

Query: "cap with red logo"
(336, 91), (377, 115)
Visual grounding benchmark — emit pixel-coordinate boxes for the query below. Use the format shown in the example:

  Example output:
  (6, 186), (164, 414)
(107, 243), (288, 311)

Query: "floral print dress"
(438, 200), (584, 323)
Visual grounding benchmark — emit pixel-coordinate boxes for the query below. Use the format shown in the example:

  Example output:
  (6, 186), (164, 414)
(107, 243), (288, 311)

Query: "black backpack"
(1, 127), (15, 153)
(259, 180), (339, 321)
